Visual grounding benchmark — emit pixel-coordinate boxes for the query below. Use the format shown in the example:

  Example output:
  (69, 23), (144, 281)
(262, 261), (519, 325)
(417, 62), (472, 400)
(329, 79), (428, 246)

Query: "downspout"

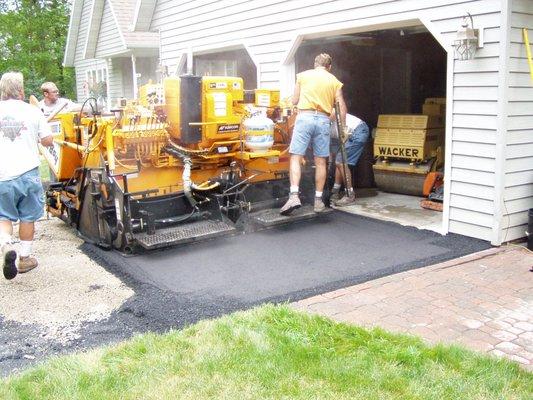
(131, 54), (138, 99)
(493, 0), (511, 245)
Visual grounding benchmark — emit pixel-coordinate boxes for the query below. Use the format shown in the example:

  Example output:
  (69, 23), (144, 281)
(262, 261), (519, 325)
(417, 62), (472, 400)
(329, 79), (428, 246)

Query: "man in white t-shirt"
(0, 72), (53, 280)
(38, 81), (78, 118)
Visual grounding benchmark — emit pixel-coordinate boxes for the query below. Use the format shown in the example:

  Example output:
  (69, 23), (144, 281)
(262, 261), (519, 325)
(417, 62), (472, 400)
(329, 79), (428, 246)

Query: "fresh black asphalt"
(1, 211), (491, 376)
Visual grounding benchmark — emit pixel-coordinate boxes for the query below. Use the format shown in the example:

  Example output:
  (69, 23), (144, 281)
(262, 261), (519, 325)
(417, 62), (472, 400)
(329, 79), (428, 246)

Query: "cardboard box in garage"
(422, 103), (446, 116)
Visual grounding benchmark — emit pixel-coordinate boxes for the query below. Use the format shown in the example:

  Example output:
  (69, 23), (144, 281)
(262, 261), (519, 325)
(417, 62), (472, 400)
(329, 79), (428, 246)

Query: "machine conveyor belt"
(134, 220), (237, 250)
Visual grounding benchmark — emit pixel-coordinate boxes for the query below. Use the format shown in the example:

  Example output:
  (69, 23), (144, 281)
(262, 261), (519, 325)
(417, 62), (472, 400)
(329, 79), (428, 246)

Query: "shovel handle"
(334, 101), (350, 195)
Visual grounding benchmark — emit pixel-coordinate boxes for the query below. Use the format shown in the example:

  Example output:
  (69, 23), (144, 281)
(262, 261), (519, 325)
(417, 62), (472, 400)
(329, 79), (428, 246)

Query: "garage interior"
(294, 25), (447, 232)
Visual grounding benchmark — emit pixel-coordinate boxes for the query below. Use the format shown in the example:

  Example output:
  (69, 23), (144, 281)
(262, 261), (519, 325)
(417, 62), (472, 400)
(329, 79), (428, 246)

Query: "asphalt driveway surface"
(1, 211), (490, 376)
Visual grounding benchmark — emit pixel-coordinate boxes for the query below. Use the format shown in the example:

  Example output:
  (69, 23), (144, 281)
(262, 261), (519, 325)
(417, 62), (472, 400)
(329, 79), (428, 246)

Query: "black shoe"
(3, 249), (17, 280)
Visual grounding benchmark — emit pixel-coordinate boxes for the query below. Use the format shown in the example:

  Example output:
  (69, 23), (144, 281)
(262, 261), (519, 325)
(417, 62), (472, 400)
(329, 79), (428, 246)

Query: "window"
(193, 49), (257, 89)
(85, 67), (108, 104)
(195, 59), (237, 77)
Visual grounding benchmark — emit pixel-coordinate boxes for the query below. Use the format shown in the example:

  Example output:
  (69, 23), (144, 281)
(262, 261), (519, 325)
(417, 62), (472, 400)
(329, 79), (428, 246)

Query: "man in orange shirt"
(280, 53), (347, 215)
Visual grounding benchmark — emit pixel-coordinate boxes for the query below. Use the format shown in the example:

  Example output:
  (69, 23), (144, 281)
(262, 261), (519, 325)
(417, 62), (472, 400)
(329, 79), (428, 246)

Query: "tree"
(0, 0), (75, 99)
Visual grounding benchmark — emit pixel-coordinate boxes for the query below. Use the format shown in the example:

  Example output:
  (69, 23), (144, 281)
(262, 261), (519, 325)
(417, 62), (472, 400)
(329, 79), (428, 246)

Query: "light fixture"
(454, 13), (479, 60)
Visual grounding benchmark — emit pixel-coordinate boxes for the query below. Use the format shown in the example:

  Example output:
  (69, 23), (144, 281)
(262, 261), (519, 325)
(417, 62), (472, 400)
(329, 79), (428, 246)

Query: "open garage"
(292, 24), (448, 232)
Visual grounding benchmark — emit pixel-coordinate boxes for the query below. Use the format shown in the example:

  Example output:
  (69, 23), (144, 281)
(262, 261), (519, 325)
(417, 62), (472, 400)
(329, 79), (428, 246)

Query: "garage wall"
(151, 0), (508, 242)
(502, 0), (533, 242)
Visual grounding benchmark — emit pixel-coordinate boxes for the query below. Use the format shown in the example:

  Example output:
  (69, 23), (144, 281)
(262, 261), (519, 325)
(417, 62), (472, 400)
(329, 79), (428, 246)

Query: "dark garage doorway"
(294, 27), (447, 232)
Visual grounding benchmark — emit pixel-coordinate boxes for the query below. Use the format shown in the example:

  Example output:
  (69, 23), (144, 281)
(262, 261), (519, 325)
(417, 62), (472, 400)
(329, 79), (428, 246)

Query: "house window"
(193, 49), (257, 89)
(85, 67), (108, 104)
(195, 59), (237, 77)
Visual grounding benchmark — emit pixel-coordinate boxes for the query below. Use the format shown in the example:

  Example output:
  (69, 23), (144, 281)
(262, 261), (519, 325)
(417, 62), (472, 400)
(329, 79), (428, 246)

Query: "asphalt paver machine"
(43, 75), (316, 253)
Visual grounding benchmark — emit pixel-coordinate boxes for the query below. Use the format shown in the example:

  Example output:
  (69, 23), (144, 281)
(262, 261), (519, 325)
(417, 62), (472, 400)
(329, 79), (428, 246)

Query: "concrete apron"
(336, 189), (443, 233)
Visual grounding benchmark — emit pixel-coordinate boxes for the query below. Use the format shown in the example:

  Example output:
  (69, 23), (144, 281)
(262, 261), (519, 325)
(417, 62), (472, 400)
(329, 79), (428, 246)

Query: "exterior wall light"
(454, 13), (479, 61)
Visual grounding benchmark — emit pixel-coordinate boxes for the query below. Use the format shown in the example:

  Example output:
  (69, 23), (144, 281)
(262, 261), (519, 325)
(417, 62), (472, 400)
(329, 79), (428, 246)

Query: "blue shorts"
(289, 112), (331, 158)
(334, 122), (370, 166)
(0, 168), (44, 222)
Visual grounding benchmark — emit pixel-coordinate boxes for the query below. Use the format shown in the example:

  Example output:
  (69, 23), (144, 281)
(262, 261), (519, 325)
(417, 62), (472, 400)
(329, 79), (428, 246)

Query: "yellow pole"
(523, 28), (533, 84)
(105, 124), (116, 171)
(53, 139), (85, 152)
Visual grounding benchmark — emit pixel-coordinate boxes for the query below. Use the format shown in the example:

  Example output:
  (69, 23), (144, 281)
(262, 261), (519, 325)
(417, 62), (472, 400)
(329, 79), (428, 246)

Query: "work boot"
(314, 197), (326, 213)
(2, 243), (17, 280)
(18, 256), (38, 274)
(280, 194), (301, 216)
(330, 190), (343, 202)
(334, 192), (356, 207)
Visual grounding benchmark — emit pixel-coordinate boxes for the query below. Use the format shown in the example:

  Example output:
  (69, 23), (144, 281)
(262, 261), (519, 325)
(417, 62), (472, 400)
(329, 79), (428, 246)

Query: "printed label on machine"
(256, 93), (271, 107)
(209, 82), (228, 89)
(217, 124), (240, 133)
(377, 146), (420, 158)
(213, 92), (227, 117)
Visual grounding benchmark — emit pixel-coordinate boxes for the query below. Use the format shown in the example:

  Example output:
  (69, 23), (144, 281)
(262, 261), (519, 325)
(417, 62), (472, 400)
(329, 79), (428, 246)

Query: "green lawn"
(1, 305), (531, 400)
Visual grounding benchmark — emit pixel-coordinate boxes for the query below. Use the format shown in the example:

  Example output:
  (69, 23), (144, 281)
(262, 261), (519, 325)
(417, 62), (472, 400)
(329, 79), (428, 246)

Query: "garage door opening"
(294, 25), (447, 232)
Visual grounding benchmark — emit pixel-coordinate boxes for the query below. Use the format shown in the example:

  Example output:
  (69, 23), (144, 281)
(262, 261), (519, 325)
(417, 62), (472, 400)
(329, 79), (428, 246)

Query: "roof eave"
(63, 0), (84, 66)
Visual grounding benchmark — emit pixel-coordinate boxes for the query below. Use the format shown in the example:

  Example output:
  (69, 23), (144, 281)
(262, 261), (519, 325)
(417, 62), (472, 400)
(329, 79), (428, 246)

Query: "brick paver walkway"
(292, 246), (533, 370)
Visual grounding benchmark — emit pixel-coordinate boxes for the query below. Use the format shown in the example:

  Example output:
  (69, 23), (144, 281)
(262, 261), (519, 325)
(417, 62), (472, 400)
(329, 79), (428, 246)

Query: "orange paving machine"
(42, 76), (314, 253)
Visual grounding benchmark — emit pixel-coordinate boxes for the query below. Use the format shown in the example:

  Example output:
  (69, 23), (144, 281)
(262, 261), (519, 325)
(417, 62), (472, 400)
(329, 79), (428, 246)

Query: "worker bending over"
(280, 53), (346, 215)
(330, 113), (370, 206)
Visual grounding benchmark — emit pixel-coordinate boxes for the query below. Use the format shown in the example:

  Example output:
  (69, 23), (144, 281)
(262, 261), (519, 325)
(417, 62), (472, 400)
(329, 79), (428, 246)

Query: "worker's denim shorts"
(289, 112), (331, 157)
(335, 122), (370, 166)
(0, 168), (44, 222)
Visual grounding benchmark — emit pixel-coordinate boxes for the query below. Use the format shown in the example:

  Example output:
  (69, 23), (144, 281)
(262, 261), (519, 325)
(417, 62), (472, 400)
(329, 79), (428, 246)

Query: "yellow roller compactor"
(41, 75), (313, 253)
(373, 111), (445, 196)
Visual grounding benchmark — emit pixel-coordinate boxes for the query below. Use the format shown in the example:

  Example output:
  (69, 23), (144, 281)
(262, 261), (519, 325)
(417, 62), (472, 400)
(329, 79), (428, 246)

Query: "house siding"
(502, 0), (533, 242)
(73, 0), (107, 102)
(107, 58), (125, 102)
(95, 0), (126, 58)
(151, 0), (505, 242)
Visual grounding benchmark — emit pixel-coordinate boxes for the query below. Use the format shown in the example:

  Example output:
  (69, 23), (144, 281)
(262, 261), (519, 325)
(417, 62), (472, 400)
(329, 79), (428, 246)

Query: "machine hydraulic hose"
(163, 145), (220, 208)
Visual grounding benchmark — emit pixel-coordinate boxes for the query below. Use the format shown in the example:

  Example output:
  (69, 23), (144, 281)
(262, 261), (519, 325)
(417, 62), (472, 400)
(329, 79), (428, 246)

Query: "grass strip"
(1, 304), (531, 399)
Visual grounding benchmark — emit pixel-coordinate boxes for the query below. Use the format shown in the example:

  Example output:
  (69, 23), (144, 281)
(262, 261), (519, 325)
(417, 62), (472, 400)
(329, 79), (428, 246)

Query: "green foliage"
(0, 0), (75, 99)
(1, 305), (532, 399)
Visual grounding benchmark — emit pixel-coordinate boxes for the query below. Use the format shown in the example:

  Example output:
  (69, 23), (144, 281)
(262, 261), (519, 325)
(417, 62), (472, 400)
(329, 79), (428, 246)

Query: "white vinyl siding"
(95, 0), (126, 58)
(107, 58), (127, 106)
(73, 1), (107, 102)
(502, 0), (533, 242)
(74, 0), (92, 64)
(70, 0), (157, 106)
